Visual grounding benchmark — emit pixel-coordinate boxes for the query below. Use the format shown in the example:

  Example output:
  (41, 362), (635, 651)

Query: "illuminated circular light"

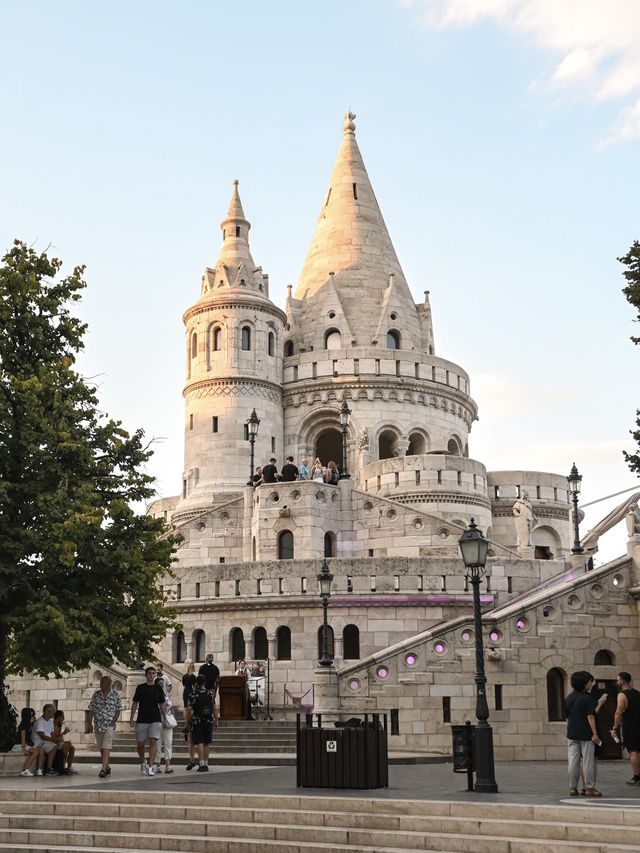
(434, 642), (446, 655)
(490, 630), (501, 643)
(461, 630), (472, 643)
(377, 666), (388, 679)
(350, 679), (360, 691)
(515, 618), (529, 632)
(405, 654), (416, 666)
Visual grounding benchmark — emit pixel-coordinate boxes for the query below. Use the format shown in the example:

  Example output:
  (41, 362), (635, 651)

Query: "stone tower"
(174, 181), (286, 520)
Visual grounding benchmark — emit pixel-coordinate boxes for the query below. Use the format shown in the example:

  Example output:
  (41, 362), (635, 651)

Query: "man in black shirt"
(565, 670), (601, 797)
(613, 671), (640, 784)
(252, 466), (263, 487)
(262, 458), (280, 483)
(198, 654), (220, 728)
(129, 666), (167, 776)
(281, 456), (298, 482)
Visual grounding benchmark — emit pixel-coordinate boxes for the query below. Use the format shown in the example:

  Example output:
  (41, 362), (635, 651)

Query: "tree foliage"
(0, 241), (180, 727)
(619, 240), (640, 476)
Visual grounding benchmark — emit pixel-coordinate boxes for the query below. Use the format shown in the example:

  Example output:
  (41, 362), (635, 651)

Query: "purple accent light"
(516, 619), (527, 630)
(330, 596), (493, 607)
(350, 680), (359, 690)
(405, 654), (416, 666)
(377, 667), (388, 678)
(490, 631), (500, 642)
(434, 642), (445, 654)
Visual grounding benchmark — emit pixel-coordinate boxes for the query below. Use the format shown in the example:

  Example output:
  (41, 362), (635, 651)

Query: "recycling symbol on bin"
(326, 740), (337, 752)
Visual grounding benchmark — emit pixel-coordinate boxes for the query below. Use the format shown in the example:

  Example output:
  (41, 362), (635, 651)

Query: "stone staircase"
(88, 718), (299, 766)
(0, 789), (638, 851)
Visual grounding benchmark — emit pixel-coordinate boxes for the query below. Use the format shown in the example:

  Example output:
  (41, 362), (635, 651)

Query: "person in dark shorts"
(187, 675), (214, 772)
(613, 671), (640, 784)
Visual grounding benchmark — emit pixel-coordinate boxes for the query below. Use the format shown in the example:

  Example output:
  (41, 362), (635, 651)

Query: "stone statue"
(626, 504), (640, 537)
(359, 426), (369, 451)
(512, 490), (536, 548)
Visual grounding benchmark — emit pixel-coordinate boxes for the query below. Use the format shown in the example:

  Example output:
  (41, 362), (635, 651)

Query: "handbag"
(165, 713), (177, 728)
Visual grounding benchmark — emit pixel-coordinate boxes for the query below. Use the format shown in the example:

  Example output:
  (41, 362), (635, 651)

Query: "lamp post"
(567, 462), (584, 555)
(317, 559), (334, 666)
(458, 518), (498, 793)
(339, 399), (351, 479)
(246, 409), (260, 486)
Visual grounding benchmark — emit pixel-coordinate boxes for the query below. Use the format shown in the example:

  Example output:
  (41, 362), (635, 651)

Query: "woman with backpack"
(325, 460), (339, 485)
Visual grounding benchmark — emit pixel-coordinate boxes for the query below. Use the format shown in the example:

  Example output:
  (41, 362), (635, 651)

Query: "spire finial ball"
(343, 111), (356, 132)
(233, 179), (239, 186)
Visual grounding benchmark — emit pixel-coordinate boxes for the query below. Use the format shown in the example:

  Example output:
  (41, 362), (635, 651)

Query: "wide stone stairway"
(0, 788), (638, 852)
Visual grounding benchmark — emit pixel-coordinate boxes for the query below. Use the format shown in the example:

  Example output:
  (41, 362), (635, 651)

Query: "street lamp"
(339, 399), (351, 479)
(567, 462), (584, 555)
(458, 518), (498, 793)
(317, 559), (334, 666)
(246, 409), (260, 485)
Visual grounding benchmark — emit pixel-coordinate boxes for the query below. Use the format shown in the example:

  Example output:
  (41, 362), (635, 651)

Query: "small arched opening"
(173, 631), (187, 664)
(317, 625), (334, 662)
(594, 649), (615, 666)
(284, 340), (294, 357)
(378, 429), (398, 460)
(268, 332), (275, 357)
(324, 531), (337, 558)
(276, 626), (291, 660)
(278, 530), (294, 560)
(193, 629), (206, 663)
(324, 329), (341, 349)
(386, 330), (400, 349)
(231, 627), (245, 662)
(191, 332), (198, 359)
(241, 326), (251, 351)
(253, 627), (268, 660)
(213, 327), (222, 351)
(447, 437), (461, 456)
(406, 432), (427, 455)
(343, 624), (360, 660)
(547, 667), (565, 722)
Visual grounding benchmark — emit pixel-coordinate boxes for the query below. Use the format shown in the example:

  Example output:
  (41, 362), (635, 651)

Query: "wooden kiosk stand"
(218, 675), (248, 721)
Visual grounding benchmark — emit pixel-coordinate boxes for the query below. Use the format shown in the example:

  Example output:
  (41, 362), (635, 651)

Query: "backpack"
(327, 467), (339, 485)
(192, 689), (213, 719)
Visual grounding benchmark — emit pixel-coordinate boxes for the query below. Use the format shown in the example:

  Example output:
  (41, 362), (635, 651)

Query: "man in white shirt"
(31, 704), (60, 776)
(156, 663), (172, 694)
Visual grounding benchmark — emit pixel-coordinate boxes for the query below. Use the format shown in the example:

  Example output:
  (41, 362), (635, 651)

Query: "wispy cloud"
(401, 0), (640, 145)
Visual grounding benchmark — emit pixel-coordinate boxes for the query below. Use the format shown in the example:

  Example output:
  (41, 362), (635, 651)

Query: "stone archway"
(316, 428), (342, 467)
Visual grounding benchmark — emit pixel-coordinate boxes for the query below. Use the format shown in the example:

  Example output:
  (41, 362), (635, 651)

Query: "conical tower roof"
(293, 112), (422, 350)
(200, 180), (268, 298)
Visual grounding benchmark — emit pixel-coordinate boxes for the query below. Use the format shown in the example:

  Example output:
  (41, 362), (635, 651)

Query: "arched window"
(317, 624), (334, 662)
(324, 531), (337, 558)
(387, 330), (400, 349)
(378, 429), (397, 460)
(213, 327), (222, 351)
(241, 326), (251, 351)
(174, 631), (187, 664)
(406, 432), (427, 455)
(231, 627), (245, 662)
(268, 332), (275, 357)
(447, 437), (460, 455)
(547, 667), (565, 722)
(276, 626), (291, 660)
(594, 649), (615, 666)
(278, 530), (294, 560)
(191, 332), (198, 359)
(343, 624), (360, 659)
(284, 340), (294, 357)
(324, 329), (341, 349)
(193, 629), (206, 662)
(253, 626), (268, 660)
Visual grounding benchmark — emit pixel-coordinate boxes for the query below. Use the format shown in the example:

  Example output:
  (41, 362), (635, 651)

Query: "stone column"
(313, 666), (339, 716)
(242, 485), (254, 562)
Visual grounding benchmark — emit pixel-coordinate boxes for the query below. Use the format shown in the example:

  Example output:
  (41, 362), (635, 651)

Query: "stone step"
(0, 791), (639, 852)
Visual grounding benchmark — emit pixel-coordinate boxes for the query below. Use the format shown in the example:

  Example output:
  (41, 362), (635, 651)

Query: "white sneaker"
(20, 769), (34, 777)
(146, 765), (155, 776)
(35, 769), (44, 776)
(140, 762), (148, 774)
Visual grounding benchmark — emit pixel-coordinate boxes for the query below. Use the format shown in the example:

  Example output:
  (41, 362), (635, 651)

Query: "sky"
(1, 0), (638, 565)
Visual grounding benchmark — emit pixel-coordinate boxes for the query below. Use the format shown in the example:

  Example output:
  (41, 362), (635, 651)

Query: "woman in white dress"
(311, 458), (324, 481)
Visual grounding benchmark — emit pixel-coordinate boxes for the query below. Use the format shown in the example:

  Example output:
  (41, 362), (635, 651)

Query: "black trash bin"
(297, 713), (388, 789)
(451, 720), (475, 790)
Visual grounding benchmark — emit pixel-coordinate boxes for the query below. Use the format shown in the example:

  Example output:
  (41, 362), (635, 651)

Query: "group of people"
(253, 456), (340, 486)
(15, 705), (77, 777)
(566, 670), (640, 797)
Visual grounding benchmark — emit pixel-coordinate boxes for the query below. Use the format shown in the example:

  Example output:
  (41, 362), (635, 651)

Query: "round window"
(405, 653), (417, 666)
(349, 679), (360, 691)
(376, 666), (388, 679)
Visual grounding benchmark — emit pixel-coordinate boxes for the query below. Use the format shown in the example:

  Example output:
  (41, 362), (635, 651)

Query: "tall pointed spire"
(293, 112), (422, 350)
(200, 180), (268, 298)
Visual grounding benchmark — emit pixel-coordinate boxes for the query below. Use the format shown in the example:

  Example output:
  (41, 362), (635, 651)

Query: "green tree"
(620, 240), (640, 476)
(0, 240), (179, 748)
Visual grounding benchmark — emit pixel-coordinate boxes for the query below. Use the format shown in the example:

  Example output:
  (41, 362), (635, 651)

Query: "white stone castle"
(10, 113), (640, 760)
